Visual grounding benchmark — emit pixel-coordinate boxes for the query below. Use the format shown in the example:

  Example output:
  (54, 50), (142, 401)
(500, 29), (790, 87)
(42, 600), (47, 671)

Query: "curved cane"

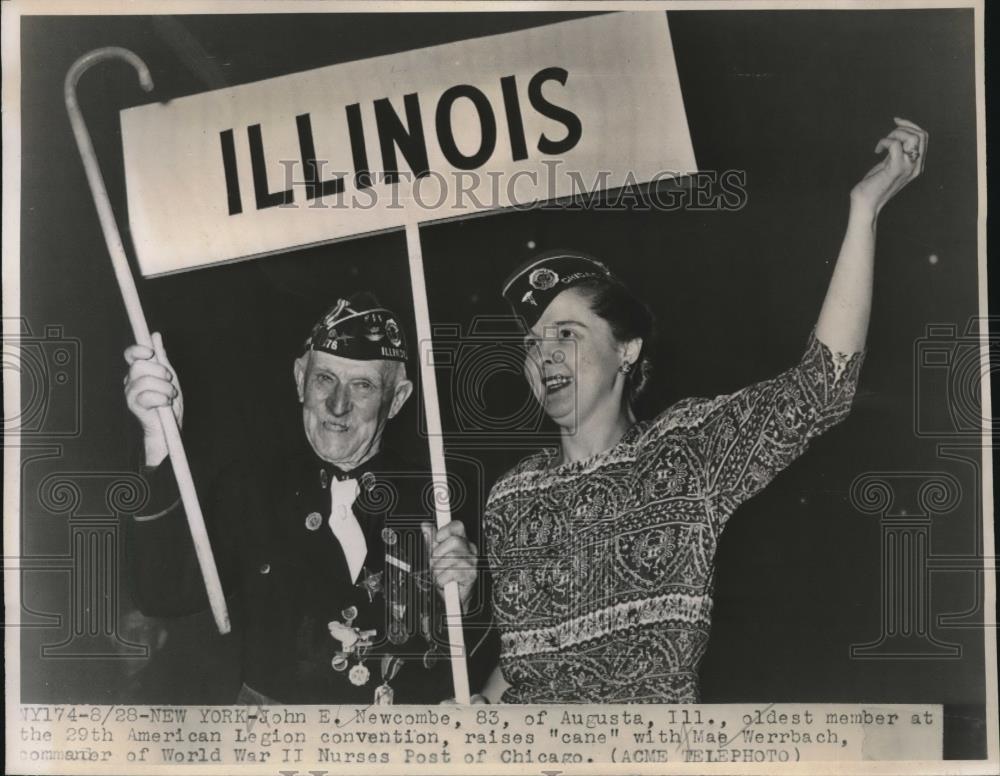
(65, 48), (231, 634)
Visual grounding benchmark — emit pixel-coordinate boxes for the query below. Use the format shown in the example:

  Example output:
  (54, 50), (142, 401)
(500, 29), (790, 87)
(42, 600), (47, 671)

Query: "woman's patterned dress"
(485, 332), (864, 703)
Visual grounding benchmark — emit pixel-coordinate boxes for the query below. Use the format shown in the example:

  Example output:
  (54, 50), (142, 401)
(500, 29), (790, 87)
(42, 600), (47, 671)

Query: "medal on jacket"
(328, 621), (359, 651)
(375, 655), (403, 704)
(304, 511), (323, 531)
(356, 626), (377, 686)
(329, 614), (375, 687)
(349, 663), (370, 686)
(373, 683), (393, 705)
(387, 620), (408, 646)
(357, 567), (383, 602)
(385, 548), (411, 644)
(351, 631), (375, 686)
(413, 568), (433, 593)
(420, 613), (438, 668)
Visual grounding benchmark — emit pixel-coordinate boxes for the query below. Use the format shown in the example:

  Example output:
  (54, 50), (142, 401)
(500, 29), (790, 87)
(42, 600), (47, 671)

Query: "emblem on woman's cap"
(529, 267), (559, 290)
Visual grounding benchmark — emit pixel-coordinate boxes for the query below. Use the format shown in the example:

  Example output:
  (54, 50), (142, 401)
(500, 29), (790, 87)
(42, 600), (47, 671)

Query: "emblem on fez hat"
(305, 295), (407, 363)
(385, 319), (402, 347)
(529, 268), (559, 290)
(364, 321), (384, 342)
(324, 299), (348, 326)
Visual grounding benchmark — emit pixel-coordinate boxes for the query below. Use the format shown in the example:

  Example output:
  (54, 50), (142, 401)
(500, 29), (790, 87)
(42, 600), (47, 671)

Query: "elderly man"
(124, 294), (478, 704)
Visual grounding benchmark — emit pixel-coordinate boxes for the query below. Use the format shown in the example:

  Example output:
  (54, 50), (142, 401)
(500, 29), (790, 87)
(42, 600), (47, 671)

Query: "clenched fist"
(123, 332), (183, 467)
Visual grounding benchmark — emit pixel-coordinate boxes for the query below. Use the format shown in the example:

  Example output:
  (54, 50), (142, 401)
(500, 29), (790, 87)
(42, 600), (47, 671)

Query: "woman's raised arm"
(815, 118), (928, 354)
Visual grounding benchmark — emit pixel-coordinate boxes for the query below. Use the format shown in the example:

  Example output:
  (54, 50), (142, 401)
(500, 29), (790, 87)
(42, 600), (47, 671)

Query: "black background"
(15, 8), (988, 758)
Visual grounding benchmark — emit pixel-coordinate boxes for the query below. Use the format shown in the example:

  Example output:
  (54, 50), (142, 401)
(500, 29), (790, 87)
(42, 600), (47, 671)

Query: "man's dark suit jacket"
(127, 441), (462, 704)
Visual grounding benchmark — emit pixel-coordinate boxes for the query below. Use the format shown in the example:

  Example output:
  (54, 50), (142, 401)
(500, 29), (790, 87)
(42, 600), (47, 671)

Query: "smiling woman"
(478, 118), (928, 704)
(517, 260), (655, 463)
(486, 251), (867, 704)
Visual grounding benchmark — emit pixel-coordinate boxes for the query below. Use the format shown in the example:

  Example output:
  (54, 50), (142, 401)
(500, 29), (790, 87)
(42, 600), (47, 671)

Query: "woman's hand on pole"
(423, 520), (478, 612)
(850, 117), (928, 218)
(124, 331), (183, 467)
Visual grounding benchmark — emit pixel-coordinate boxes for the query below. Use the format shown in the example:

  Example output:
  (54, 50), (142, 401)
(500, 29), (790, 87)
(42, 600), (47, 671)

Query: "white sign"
(120, 12), (697, 276)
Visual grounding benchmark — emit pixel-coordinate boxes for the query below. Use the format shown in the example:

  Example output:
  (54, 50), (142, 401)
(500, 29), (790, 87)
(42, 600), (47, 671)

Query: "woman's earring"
(618, 361), (632, 375)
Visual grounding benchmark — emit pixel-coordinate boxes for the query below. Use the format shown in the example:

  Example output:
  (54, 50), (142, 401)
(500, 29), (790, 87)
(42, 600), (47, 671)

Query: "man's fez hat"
(303, 293), (408, 363)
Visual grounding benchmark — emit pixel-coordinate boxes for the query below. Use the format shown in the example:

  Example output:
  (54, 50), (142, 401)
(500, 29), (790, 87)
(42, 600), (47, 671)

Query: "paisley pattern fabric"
(485, 332), (864, 703)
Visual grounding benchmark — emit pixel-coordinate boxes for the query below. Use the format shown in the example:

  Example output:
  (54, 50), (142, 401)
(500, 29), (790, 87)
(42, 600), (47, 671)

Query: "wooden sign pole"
(406, 221), (472, 704)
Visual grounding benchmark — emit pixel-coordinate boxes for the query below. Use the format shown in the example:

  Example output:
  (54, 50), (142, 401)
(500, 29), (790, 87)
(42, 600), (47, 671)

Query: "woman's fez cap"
(502, 250), (615, 327)
(303, 295), (408, 363)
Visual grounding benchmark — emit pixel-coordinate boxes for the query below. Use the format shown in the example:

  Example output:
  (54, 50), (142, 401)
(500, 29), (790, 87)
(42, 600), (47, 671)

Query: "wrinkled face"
(294, 351), (412, 468)
(522, 287), (627, 429)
